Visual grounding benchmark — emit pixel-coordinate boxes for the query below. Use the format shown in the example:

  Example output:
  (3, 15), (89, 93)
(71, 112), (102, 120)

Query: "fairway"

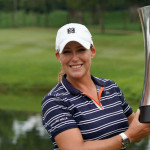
(0, 28), (145, 112)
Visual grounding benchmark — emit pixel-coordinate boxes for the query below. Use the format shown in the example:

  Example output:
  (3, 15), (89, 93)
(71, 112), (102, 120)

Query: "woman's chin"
(66, 72), (87, 81)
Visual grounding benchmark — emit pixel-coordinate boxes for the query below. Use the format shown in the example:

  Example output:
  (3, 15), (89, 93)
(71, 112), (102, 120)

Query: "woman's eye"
(78, 49), (86, 52)
(63, 50), (71, 54)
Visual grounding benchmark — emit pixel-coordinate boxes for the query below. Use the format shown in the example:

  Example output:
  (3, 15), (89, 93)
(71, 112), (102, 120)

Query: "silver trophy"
(138, 6), (150, 123)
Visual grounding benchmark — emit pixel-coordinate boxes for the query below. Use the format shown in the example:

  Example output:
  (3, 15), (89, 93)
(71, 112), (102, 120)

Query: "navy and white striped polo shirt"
(42, 75), (133, 150)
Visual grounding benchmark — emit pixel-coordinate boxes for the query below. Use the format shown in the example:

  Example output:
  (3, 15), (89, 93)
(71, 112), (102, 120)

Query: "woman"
(42, 23), (150, 150)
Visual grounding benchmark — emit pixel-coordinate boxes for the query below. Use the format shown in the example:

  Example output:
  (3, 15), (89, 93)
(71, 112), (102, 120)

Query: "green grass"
(0, 28), (59, 112)
(0, 28), (145, 112)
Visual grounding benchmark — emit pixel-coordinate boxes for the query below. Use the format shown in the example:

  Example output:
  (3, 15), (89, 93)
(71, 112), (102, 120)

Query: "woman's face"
(56, 41), (95, 81)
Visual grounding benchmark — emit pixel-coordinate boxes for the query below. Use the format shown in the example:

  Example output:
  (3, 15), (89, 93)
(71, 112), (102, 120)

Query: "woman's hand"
(125, 109), (150, 143)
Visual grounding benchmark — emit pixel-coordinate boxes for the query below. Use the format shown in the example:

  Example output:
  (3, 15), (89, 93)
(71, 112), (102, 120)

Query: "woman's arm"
(127, 112), (135, 125)
(55, 128), (123, 150)
(55, 109), (150, 150)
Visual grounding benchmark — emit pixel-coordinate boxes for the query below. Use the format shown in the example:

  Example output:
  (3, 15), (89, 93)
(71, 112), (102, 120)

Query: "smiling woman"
(41, 23), (150, 150)
(55, 41), (95, 84)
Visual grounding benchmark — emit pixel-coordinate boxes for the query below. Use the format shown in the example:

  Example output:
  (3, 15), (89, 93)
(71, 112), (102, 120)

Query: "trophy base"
(139, 105), (150, 123)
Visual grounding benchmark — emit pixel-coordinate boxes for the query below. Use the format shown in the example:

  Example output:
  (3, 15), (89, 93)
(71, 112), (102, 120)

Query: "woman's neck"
(66, 74), (95, 93)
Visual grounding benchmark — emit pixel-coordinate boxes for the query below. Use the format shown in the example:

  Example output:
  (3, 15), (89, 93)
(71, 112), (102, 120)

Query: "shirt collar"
(62, 74), (105, 95)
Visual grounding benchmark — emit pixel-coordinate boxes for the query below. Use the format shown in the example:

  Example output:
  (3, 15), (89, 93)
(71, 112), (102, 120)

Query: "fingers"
(135, 109), (140, 117)
(133, 109), (140, 123)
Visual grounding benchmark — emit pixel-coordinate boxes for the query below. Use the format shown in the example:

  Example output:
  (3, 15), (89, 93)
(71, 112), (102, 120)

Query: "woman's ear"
(91, 46), (96, 58)
(55, 52), (61, 63)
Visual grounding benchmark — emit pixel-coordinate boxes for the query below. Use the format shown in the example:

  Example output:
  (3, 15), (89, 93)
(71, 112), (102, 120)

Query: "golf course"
(0, 27), (145, 113)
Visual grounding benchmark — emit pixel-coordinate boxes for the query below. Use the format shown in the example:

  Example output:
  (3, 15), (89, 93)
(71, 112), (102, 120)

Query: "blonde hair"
(58, 68), (65, 82)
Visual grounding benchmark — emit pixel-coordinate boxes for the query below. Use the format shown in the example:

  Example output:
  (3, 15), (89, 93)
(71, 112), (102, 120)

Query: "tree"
(86, 0), (108, 33)
(43, 0), (54, 27)
(13, 0), (18, 27)
(126, 0), (148, 23)
(107, 0), (128, 30)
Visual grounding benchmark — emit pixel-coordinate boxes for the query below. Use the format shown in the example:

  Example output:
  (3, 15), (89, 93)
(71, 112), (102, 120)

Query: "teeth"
(71, 65), (82, 68)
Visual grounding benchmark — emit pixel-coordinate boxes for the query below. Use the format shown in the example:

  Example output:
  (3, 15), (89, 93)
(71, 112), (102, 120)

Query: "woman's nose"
(71, 52), (79, 61)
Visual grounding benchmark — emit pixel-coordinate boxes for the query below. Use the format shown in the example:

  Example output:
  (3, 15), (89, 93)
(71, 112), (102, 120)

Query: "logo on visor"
(67, 28), (75, 34)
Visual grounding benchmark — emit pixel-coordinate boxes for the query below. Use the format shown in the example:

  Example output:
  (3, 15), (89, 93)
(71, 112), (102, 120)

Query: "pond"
(0, 110), (53, 150)
(0, 109), (149, 150)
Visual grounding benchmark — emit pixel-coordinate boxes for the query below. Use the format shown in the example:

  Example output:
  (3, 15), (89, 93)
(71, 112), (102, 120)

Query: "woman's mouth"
(70, 64), (83, 69)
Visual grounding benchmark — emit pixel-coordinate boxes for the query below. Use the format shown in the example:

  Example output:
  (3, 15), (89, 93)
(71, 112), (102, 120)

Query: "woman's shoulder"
(42, 81), (69, 104)
(93, 76), (117, 86)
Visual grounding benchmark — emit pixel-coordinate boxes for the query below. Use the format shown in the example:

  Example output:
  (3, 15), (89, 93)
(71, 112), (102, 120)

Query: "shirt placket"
(81, 86), (105, 110)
